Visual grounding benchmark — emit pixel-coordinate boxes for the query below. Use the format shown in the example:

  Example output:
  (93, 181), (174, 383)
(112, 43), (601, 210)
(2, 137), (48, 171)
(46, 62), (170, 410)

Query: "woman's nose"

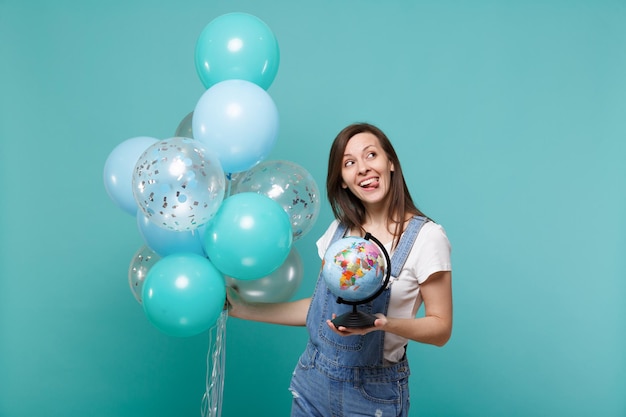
(356, 159), (369, 173)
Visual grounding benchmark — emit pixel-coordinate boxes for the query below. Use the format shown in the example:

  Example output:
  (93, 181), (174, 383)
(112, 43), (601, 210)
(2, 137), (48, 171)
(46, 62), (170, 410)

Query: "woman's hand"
(225, 286), (243, 318)
(325, 313), (388, 336)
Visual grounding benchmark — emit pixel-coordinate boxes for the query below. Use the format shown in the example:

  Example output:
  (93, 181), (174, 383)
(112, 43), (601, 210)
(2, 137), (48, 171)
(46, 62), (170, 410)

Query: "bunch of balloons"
(103, 12), (320, 338)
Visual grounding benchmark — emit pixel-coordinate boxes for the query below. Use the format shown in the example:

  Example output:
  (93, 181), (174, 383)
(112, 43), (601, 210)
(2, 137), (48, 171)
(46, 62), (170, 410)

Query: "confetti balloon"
(232, 160), (320, 240)
(128, 245), (161, 304)
(132, 137), (226, 231)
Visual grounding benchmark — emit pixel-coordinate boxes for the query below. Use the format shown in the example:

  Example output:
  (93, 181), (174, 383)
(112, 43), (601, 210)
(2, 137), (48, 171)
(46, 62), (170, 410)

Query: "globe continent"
(321, 236), (385, 302)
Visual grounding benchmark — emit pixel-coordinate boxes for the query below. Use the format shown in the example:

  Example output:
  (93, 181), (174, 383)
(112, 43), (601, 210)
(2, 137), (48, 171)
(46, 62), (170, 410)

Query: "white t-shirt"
(316, 219), (452, 363)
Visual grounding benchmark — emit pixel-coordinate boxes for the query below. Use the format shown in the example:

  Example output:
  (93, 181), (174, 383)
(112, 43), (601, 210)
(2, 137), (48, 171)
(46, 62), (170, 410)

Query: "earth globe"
(321, 233), (391, 328)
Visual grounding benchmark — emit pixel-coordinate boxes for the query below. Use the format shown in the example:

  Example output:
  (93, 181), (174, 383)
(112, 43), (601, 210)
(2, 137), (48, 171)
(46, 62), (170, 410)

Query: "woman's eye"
(344, 160), (354, 167)
(366, 152), (376, 159)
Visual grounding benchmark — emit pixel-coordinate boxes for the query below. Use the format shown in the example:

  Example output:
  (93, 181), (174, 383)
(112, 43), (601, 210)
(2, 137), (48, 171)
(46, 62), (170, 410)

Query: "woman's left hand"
(326, 313), (387, 336)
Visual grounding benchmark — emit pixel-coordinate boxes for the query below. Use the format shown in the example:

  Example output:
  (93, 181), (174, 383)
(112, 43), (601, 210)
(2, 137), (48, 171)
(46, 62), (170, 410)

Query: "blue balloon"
(192, 79), (279, 173)
(142, 253), (226, 337)
(195, 12), (280, 90)
(137, 211), (205, 257)
(203, 192), (292, 280)
(103, 136), (159, 215)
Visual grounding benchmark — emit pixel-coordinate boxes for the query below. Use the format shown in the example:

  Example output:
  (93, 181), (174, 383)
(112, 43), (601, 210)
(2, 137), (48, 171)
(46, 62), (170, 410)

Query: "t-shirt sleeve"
(316, 220), (340, 259)
(412, 222), (452, 284)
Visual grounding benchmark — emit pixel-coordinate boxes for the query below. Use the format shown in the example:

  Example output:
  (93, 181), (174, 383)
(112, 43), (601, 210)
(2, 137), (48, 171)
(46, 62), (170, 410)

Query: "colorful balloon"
(192, 79), (279, 174)
(132, 137), (226, 231)
(128, 245), (161, 304)
(103, 136), (159, 215)
(195, 12), (280, 90)
(203, 192), (292, 280)
(174, 111), (194, 138)
(137, 211), (205, 257)
(226, 247), (303, 303)
(142, 253), (226, 337)
(232, 160), (321, 240)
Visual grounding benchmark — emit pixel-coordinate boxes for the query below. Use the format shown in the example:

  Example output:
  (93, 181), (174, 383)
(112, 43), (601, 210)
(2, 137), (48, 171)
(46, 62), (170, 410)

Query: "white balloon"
(226, 247), (303, 303)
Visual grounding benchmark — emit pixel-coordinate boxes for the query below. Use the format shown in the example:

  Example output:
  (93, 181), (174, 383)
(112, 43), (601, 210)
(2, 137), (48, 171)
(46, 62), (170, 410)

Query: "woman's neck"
(355, 209), (415, 242)
(355, 209), (392, 243)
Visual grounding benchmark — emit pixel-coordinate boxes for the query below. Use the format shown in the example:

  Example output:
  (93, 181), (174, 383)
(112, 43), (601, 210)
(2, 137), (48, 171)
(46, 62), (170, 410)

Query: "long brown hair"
(326, 122), (427, 249)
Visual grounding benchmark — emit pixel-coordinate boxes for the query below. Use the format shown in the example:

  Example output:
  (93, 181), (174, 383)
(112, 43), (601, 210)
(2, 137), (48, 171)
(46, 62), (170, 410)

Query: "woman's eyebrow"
(344, 144), (376, 157)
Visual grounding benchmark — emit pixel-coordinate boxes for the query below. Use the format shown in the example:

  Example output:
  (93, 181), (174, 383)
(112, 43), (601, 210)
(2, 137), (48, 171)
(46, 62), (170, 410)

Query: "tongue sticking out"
(360, 178), (379, 189)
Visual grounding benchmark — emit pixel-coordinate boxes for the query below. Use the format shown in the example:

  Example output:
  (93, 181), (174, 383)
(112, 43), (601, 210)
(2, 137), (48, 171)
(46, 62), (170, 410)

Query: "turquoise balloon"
(142, 253), (226, 337)
(232, 160), (321, 241)
(203, 192), (293, 280)
(195, 12), (280, 90)
(192, 79), (279, 173)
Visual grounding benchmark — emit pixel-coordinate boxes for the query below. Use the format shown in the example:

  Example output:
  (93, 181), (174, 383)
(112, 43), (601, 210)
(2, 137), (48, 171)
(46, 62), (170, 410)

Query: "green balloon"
(195, 12), (280, 90)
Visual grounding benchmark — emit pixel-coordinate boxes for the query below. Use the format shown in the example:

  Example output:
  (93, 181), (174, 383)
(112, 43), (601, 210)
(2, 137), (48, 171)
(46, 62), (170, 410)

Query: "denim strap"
(389, 216), (427, 277)
(330, 216), (428, 277)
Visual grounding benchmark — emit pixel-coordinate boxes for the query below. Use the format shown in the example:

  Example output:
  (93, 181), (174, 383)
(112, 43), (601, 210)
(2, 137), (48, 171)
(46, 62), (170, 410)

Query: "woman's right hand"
(225, 286), (244, 318)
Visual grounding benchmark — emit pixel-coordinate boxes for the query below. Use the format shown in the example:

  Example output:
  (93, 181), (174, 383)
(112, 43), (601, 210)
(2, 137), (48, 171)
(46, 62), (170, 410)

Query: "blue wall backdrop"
(1, 1), (625, 416)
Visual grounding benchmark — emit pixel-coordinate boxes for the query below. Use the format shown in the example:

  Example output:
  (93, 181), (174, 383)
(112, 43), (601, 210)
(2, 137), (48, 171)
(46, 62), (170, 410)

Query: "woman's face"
(341, 132), (395, 209)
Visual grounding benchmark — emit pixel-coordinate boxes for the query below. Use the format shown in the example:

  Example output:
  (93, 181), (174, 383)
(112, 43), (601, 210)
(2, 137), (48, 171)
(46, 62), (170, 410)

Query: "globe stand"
(329, 232), (391, 329)
(331, 305), (377, 329)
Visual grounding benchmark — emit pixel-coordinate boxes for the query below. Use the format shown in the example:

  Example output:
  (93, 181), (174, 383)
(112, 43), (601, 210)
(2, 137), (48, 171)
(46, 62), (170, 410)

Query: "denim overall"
(290, 216), (427, 417)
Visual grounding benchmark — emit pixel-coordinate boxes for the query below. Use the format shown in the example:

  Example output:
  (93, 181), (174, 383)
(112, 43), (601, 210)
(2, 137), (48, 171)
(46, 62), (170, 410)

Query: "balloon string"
(201, 309), (228, 417)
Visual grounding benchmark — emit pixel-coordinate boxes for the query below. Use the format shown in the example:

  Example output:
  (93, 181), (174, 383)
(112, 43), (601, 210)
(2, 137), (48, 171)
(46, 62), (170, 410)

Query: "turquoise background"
(1, 1), (625, 416)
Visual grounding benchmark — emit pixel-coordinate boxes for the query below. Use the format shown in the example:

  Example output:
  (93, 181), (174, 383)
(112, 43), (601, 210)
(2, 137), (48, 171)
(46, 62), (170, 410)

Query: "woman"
(228, 122), (452, 416)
